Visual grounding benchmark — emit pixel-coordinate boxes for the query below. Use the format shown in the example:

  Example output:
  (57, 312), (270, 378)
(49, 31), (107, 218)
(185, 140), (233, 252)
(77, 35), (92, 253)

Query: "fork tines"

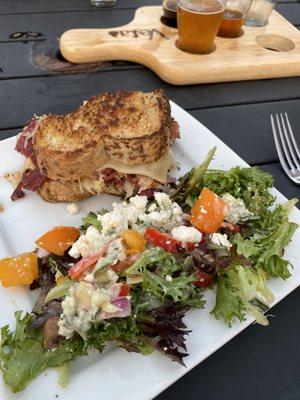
(271, 112), (300, 185)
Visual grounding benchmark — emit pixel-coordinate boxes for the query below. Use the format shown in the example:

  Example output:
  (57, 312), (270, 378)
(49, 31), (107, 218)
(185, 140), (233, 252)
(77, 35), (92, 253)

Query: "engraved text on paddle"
(108, 29), (169, 40)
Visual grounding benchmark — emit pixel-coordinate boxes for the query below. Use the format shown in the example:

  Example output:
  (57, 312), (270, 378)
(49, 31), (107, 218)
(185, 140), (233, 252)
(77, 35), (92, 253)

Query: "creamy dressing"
(58, 280), (122, 339)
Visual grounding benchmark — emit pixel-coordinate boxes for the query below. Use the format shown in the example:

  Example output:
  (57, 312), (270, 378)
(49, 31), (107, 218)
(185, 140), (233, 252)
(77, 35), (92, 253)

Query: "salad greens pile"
(0, 148), (298, 393)
(171, 147), (297, 326)
(0, 250), (197, 392)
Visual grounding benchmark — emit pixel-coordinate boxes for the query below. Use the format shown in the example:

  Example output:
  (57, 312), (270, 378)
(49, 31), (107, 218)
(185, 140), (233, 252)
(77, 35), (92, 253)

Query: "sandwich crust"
(34, 114), (107, 181)
(33, 90), (172, 181)
(86, 89), (172, 164)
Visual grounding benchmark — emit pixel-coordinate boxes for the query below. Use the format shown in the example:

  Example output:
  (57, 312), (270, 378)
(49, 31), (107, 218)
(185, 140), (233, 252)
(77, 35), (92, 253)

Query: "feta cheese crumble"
(69, 226), (107, 258)
(69, 193), (185, 259)
(58, 282), (119, 339)
(97, 193), (184, 235)
(67, 203), (80, 215)
(210, 233), (232, 249)
(171, 226), (202, 243)
(222, 193), (253, 224)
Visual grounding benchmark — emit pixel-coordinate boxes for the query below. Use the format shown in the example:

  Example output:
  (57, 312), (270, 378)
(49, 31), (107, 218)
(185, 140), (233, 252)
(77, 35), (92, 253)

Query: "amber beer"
(218, 8), (244, 37)
(177, 0), (225, 54)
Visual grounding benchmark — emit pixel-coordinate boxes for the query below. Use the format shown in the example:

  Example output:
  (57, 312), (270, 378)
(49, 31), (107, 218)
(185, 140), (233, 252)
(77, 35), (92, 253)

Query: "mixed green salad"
(0, 147), (298, 393)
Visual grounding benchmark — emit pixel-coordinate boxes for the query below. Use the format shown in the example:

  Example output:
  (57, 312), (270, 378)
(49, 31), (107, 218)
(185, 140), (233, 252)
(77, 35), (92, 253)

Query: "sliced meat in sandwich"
(11, 89), (180, 202)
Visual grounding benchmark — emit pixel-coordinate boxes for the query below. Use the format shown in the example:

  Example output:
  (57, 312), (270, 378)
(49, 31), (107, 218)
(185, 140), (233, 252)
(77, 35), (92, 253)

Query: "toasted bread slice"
(34, 90), (172, 181)
(85, 89), (172, 164)
(34, 112), (107, 181)
(38, 175), (159, 203)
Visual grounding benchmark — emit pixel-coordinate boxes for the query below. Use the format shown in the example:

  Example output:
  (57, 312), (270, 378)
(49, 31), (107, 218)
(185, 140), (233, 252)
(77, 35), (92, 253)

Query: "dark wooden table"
(1, 1), (300, 399)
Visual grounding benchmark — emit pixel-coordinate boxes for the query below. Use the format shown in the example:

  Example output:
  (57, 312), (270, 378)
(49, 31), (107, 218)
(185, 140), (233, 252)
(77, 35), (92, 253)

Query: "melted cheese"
(99, 149), (173, 183)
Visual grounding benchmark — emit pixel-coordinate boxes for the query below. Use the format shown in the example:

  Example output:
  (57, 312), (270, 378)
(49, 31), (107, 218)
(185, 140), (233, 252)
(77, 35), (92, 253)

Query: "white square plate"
(0, 101), (299, 400)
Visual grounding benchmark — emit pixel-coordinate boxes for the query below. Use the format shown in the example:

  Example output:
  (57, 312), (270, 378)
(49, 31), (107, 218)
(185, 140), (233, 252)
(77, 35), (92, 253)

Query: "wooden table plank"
(0, 41), (142, 79)
(0, 72), (300, 132)
(1, 33), (300, 81)
(276, 3), (300, 25)
(0, 3), (299, 400)
(191, 99), (300, 165)
(0, 0), (296, 14)
(261, 163), (300, 202)
(0, 6), (298, 79)
(0, 128), (19, 141)
(0, 0), (162, 14)
(0, 4), (299, 45)
(0, 9), (135, 43)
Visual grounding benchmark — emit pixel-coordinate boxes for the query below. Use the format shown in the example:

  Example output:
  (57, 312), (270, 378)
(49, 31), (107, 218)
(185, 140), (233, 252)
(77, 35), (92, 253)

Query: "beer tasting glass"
(218, 0), (252, 37)
(244, 0), (277, 27)
(177, 0), (227, 54)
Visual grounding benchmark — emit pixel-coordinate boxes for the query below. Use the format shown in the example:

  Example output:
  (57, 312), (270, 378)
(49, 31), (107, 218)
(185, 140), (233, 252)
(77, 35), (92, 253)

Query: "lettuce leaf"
(203, 166), (275, 214)
(126, 247), (205, 308)
(256, 220), (298, 279)
(211, 272), (246, 326)
(125, 247), (178, 276)
(212, 265), (275, 326)
(137, 303), (190, 366)
(144, 270), (205, 308)
(81, 208), (107, 232)
(169, 147), (216, 207)
(234, 200), (298, 280)
(87, 317), (153, 355)
(213, 199), (298, 326)
(0, 312), (85, 393)
(228, 266), (274, 326)
(0, 313), (153, 393)
(45, 278), (74, 304)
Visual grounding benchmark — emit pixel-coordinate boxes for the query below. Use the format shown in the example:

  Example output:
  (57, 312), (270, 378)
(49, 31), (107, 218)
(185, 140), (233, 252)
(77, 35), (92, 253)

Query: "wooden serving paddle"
(60, 6), (300, 85)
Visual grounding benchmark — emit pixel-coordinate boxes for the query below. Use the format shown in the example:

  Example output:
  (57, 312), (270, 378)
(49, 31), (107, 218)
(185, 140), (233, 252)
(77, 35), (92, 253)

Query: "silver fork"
(270, 113), (300, 185)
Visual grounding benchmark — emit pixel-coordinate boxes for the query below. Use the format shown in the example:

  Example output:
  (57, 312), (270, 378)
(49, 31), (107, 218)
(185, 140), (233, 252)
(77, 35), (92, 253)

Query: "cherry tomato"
(36, 226), (80, 256)
(69, 252), (102, 280)
(193, 270), (214, 288)
(119, 283), (130, 297)
(112, 254), (140, 274)
(190, 188), (229, 234)
(145, 227), (198, 253)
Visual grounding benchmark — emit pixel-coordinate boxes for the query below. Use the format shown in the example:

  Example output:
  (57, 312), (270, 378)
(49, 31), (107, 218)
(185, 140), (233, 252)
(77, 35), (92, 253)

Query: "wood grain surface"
(60, 6), (300, 85)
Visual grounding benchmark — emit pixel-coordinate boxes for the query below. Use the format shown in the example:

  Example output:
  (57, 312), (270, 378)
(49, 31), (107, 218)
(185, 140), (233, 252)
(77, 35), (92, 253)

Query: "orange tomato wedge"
(69, 252), (103, 280)
(190, 187), (229, 234)
(36, 226), (80, 256)
(121, 229), (146, 257)
(112, 254), (140, 275)
(0, 252), (38, 287)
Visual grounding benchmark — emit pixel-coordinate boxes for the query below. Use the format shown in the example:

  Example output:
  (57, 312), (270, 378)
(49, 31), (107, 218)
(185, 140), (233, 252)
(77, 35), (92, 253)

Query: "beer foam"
(180, 0), (224, 13)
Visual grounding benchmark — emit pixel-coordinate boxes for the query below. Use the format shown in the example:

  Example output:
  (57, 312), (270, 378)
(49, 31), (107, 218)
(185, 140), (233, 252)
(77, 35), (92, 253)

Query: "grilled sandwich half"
(11, 90), (179, 202)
